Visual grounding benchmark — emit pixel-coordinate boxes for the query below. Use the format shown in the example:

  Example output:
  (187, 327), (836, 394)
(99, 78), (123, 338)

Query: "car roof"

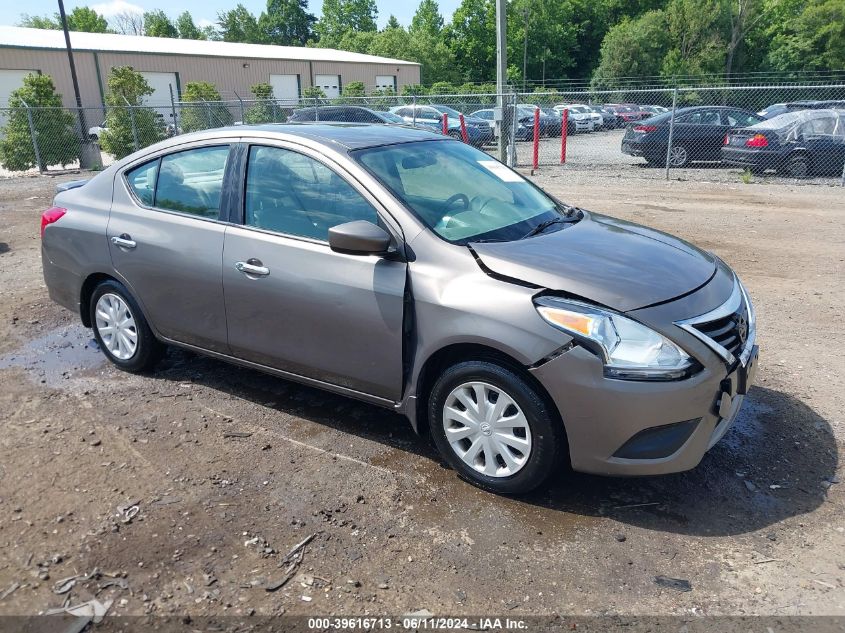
(150, 123), (446, 152)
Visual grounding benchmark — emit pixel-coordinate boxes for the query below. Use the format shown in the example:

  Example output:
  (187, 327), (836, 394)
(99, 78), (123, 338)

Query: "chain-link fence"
(2, 83), (844, 185)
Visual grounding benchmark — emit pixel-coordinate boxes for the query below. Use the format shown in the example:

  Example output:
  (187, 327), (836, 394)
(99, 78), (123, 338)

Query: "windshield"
(353, 140), (571, 244)
(431, 105), (463, 118)
(377, 112), (404, 123)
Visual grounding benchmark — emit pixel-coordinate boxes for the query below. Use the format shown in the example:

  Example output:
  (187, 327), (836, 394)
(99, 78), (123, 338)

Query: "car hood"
(471, 211), (717, 312)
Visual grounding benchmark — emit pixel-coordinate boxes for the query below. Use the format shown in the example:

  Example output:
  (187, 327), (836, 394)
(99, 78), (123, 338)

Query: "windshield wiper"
(521, 216), (569, 239)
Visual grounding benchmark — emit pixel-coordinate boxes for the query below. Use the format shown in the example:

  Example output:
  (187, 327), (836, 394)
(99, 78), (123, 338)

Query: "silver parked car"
(41, 124), (758, 494)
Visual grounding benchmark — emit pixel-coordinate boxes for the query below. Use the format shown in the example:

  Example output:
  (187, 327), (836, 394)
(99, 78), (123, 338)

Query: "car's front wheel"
(90, 280), (164, 373)
(429, 361), (563, 494)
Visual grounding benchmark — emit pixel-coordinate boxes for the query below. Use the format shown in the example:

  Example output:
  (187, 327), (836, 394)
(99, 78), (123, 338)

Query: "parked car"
(517, 104), (560, 136)
(622, 106), (764, 167)
(566, 105), (603, 130)
(640, 105), (669, 116)
(759, 100), (845, 119)
(604, 104), (649, 124)
(390, 104), (494, 146)
(41, 124), (757, 494)
(588, 105), (624, 129)
(289, 105), (403, 125)
(722, 109), (845, 178)
(553, 104), (596, 132)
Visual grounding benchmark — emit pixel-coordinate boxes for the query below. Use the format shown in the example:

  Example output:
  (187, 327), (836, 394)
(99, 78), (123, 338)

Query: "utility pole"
(522, 5), (530, 92)
(58, 0), (97, 167)
(495, 0), (508, 162)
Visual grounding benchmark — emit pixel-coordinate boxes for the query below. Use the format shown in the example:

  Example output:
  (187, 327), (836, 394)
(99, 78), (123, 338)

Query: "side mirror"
(328, 220), (391, 255)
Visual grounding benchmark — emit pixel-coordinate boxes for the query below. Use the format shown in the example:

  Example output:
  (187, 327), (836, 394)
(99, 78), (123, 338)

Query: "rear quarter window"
(125, 160), (158, 205)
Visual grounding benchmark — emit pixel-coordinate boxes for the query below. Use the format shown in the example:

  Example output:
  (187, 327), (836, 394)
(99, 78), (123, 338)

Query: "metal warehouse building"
(0, 25), (420, 108)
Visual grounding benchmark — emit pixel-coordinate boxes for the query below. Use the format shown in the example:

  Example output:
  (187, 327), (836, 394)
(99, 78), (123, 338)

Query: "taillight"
(634, 125), (657, 133)
(724, 134), (730, 145)
(745, 134), (768, 148)
(40, 207), (66, 238)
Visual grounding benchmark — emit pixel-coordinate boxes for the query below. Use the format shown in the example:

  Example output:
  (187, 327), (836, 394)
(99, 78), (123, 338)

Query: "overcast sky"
(2, 0), (461, 31)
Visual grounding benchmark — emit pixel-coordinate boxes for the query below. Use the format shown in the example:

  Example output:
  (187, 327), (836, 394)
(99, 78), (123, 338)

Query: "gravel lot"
(0, 169), (843, 621)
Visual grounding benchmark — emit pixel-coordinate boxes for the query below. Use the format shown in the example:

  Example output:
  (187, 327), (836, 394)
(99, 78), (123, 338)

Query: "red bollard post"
(442, 112), (448, 136)
(533, 107), (541, 171)
(459, 113), (468, 143)
(560, 108), (569, 164)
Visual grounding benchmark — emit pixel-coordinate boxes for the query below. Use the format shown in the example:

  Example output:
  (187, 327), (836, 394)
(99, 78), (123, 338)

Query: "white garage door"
(314, 74), (341, 99)
(140, 71), (179, 106)
(269, 74), (300, 105)
(375, 75), (396, 92)
(1, 69), (37, 106)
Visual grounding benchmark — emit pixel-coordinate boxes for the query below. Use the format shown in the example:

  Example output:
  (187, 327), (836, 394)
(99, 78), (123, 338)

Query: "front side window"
(354, 140), (568, 244)
(245, 145), (378, 241)
(126, 159), (158, 205)
(154, 146), (229, 218)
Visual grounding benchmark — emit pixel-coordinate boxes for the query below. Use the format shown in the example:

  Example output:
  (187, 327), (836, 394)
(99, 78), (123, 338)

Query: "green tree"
(661, 0), (726, 77)
(144, 10), (178, 38)
(19, 7), (110, 32)
(302, 86), (326, 97)
(0, 74), (79, 172)
(315, 0), (378, 47)
(19, 14), (60, 29)
(100, 67), (164, 159)
(218, 4), (263, 43)
(244, 83), (284, 123)
(766, 0), (845, 71)
(410, 0), (444, 36)
(67, 7), (110, 32)
(368, 22), (412, 60)
(446, 0), (496, 82)
(259, 0), (315, 45)
(592, 10), (670, 86)
(180, 82), (233, 131)
(429, 81), (457, 94)
(385, 15), (401, 29)
(176, 12), (205, 39)
(337, 80), (367, 103)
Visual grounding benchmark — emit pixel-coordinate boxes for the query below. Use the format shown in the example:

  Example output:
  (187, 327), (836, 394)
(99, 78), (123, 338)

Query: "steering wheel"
(444, 193), (470, 211)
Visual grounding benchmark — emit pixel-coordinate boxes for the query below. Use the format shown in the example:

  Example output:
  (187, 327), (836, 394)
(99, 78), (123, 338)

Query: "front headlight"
(534, 297), (696, 381)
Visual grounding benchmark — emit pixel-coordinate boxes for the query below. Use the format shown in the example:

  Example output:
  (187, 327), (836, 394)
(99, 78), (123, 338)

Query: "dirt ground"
(0, 169), (843, 622)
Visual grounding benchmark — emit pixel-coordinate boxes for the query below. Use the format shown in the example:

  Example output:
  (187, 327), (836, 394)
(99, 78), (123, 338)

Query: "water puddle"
(0, 324), (106, 385)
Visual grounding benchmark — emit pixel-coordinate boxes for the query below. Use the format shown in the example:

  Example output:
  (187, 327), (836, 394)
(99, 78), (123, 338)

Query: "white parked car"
(557, 104), (601, 131)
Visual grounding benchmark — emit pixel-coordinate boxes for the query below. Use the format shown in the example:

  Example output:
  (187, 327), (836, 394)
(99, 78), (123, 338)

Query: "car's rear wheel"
(90, 280), (163, 373)
(428, 361), (562, 494)
(784, 154), (809, 179)
(668, 144), (690, 168)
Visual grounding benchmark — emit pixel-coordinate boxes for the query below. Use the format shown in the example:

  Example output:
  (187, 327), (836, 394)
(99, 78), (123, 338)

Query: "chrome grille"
(675, 275), (755, 365)
(690, 305), (748, 359)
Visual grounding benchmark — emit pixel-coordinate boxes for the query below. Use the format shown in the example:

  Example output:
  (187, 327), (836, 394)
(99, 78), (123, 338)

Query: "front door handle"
(235, 259), (270, 277)
(111, 234), (136, 249)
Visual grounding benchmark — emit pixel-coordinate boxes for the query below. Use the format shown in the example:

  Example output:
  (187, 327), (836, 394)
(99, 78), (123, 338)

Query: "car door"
(222, 142), (407, 401)
(108, 143), (232, 353)
(801, 115), (845, 175)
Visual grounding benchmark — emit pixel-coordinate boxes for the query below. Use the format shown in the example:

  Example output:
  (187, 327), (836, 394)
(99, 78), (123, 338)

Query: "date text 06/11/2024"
(306, 617), (529, 630)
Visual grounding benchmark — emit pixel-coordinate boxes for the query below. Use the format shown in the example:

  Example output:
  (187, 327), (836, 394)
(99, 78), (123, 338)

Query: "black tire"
(89, 279), (164, 373)
(784, 154), (809, 179)
(668, 144), (690, 168)
(428, 360), (563, 495)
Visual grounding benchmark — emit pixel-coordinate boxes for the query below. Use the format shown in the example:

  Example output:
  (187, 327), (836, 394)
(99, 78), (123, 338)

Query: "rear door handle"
(111, 235), (136, 249)
(235, 260), (270, 277)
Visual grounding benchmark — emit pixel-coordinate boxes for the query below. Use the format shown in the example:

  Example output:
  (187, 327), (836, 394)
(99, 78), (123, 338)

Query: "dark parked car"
(722, 109), (845, 178)
(759, 100), (845, 119)
(622, 106), (764, 167)
(289, 105), (402, 125)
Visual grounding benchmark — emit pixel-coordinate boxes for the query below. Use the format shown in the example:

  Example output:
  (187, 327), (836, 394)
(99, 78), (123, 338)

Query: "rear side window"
(126, 160), (158, 205)
(154, 146), (229, 218)
(727, 111), (761, 127)
(244, 145), (378, 241)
